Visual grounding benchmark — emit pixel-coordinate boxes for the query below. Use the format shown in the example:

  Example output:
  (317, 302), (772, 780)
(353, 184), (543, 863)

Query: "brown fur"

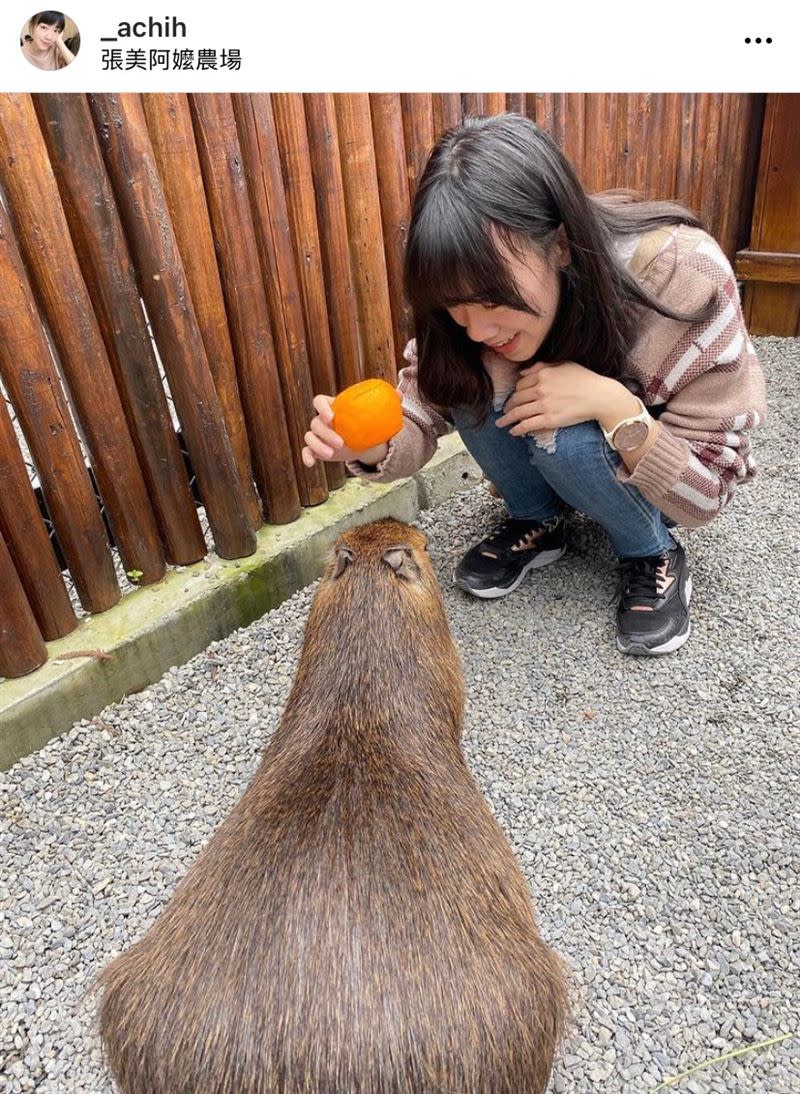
(94, 517), (568, 1093)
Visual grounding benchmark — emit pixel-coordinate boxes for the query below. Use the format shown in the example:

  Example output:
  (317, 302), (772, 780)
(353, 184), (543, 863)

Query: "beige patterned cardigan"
(348, 224), (767, 529)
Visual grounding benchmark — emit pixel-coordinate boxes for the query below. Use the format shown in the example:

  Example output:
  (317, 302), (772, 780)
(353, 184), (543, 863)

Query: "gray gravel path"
(2, 336), (798, 1092)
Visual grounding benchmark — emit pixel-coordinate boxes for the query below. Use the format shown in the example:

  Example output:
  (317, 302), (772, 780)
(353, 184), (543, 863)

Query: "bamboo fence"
(0, 92), (769, 678)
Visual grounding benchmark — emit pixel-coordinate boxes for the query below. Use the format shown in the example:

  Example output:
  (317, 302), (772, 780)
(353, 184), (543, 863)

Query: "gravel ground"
(1, 336), (798, 1092)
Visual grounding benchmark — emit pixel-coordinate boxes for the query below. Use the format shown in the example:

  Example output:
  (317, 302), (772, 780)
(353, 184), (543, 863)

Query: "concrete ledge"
(0, 435), (481, 770)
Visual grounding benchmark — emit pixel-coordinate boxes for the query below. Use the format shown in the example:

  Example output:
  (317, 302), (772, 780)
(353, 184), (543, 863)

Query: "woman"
(302, 114), (766, 656)
(21, 11), (75, 69)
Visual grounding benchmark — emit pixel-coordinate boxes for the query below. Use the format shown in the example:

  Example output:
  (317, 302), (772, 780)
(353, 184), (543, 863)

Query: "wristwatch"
(602, 397), (653, 452)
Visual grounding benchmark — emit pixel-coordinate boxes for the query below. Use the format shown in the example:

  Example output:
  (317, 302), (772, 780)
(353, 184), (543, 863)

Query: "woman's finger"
(519, 360), (548, 378)
(312, 393), (335, 422)
(496, 401), (540, 428)
(503, 377), (539, 413)
(511, 372), (540, 397)
(509, 414), (551, 436)
(309, 416), (344, 449)
(304, 429), (337, 460)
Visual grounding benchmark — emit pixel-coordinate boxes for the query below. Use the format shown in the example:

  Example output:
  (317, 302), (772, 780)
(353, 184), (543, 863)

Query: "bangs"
(35, 11), (66, 29)
(405, 189), (537, 319)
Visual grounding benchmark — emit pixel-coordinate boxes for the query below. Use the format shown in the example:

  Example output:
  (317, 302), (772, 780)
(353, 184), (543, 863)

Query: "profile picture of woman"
(20, 11), (79, 70)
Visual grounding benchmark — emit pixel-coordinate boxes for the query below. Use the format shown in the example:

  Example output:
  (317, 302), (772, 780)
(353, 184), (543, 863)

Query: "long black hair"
(404, 113), (714, 418)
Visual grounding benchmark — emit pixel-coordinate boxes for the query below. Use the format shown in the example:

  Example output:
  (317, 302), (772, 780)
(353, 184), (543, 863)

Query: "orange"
(331, 379), (403, 451)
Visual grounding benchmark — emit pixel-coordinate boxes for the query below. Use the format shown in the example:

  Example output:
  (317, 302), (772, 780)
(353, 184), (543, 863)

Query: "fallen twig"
(655, 1032), (795, 1089)
(53, 648), (112, 662)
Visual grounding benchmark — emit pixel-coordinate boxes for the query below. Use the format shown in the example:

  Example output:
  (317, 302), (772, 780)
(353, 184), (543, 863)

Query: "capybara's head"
(292, 517), (465, 737)
(318, 517), (445, 631)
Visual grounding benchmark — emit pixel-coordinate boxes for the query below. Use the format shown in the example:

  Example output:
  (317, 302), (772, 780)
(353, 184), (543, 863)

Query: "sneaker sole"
(453, 545), (566, 599)
(616, 575), (693, 656)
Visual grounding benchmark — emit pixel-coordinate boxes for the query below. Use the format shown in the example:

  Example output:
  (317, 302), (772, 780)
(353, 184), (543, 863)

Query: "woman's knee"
(523, 419), (625, 501)
(525, 420), (607, 464)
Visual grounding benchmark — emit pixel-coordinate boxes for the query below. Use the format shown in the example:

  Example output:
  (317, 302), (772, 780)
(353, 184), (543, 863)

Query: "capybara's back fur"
(95, 518), (568, 1093)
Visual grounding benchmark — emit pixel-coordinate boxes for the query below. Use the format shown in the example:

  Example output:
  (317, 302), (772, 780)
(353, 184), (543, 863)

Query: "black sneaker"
(454, 516), (566, 599)
(616, 542), (692, 655)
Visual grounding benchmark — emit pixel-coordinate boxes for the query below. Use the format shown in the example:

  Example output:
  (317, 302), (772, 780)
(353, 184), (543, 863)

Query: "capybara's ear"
(382, 546), (421, 582)
(332, 546), (356, 578)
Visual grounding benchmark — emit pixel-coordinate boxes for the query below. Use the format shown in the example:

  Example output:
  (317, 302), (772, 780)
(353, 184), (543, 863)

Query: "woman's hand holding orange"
(495, 360), (622, 435)
(301, 395), (389, 469)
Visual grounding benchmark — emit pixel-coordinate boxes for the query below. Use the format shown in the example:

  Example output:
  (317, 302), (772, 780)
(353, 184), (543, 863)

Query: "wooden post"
(643, 94), (680, 203)
(333, 94), (396, 383)
(527, 93), (559, 142)
(739, 93), (800, 334)
(716, 95), (763, 261)
(401, 94), (435, 206)
(610, 92), (630, 188)
(547, 94), (567, 150)
(484, 93), (507, 116)
(562, 94), (586, 181)
(677, 94), (697, 208)
(582, 95), (604, 194)
(369, 94), (413, 362)
(554, 94), (569, 152)
(34, 92), (207, 566)
(142, 93), (263, 529)
(189, 94), (315, 513)
(0, 529), (47, 679)
(262, 94), (343, 495)
(0, 202), (120, 614)
(88, 93), (257, 561)
(697, 93), (722, 227)
(583, 95), (619, 194)
(432, 94), (462, 140)
(505, 93), (524, 116)
(236, 94), (333, 501)
(0, 394), (77, 640)
(691, 95), (714, 216)
(302, 93), (362, 391)
(462, 93), (486, 118)
(0, 93), (165, 586)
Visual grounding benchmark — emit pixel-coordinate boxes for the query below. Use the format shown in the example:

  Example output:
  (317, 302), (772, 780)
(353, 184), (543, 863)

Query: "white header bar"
(4, 1), (797, 93)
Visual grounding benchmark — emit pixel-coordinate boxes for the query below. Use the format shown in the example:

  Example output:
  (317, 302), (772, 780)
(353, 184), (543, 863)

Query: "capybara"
(95, 517), (568, 1093)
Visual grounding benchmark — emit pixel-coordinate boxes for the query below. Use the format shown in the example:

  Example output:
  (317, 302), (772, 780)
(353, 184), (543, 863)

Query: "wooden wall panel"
(370, 94), (413, 362)
(334, 94), (396, 384)
(143, 93), (263, 532)
(89, 93), (257, 561)
(0, 93), (165, 587)
(737, 94), (800, 335)
(302, 93), (362, 390)
(432, 94), (462, 140)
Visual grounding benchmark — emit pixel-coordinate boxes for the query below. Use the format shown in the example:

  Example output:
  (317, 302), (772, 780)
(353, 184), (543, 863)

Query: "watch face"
(615, 421), (650, 451)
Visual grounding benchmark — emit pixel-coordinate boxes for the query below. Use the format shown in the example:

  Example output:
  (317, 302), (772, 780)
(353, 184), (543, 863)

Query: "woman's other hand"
(496, 361), (629, 435)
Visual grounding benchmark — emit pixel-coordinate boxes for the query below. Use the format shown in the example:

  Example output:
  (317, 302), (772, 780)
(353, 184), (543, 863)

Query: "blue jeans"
(452, 407), (675, 559)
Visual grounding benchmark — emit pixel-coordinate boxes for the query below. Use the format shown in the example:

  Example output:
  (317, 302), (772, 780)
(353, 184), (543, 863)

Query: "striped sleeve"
(345, 341), (452, 483)
(620, 232), (767, 528)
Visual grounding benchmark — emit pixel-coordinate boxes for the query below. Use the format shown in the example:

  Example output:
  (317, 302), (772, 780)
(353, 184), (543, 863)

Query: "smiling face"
(30, 20), (59, 49)
(445, 230), (569, 365)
